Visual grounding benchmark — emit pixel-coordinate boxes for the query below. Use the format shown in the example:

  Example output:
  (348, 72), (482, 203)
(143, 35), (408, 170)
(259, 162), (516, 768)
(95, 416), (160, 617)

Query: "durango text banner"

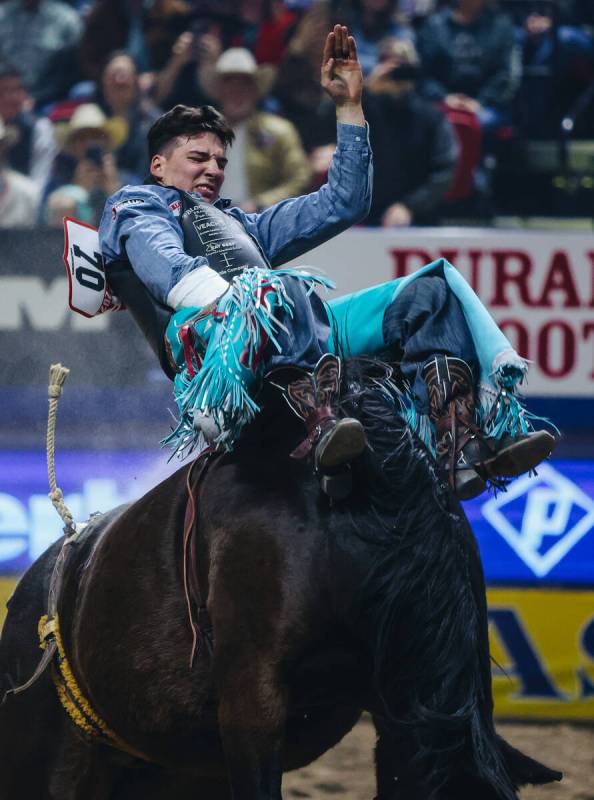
(288, 228), (594, 398)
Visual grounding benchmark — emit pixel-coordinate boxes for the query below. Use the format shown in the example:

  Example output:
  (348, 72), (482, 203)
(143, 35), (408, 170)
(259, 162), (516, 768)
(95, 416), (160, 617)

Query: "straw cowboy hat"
(214, 48), (276, 97)
(55, 103), (128, 150)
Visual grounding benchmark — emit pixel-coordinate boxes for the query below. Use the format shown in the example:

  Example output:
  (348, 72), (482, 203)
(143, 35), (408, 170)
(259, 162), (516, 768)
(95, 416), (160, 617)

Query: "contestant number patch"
(63, 217), (122, 317)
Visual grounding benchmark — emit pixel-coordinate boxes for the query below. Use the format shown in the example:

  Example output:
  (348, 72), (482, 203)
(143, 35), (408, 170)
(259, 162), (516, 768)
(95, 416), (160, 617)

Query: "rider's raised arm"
(232, 121), (371, 266)
(99, 185), (228, 308)
(229, 24), (372, 266)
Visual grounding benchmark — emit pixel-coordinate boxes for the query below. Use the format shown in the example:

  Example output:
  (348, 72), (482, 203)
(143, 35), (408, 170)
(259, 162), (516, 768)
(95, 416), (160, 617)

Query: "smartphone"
(85, 145), (104, 167)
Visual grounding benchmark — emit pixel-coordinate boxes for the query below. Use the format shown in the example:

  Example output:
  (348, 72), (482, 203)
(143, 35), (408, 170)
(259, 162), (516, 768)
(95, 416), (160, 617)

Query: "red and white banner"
(290, 228), (594, 397)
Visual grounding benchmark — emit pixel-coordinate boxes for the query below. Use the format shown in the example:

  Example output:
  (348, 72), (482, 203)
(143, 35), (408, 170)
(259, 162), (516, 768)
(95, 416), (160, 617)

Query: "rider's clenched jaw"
(147, 104), (235, 203)
(150, 132), (228, 202)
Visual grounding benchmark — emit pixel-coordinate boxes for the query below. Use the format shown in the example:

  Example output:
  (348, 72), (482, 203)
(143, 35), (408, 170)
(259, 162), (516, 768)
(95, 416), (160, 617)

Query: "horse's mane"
(339, 359), (516, 800)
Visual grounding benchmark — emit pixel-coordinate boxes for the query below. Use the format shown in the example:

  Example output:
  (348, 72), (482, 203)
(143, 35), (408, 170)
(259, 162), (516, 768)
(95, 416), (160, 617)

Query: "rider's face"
(150, 132), (228, 203)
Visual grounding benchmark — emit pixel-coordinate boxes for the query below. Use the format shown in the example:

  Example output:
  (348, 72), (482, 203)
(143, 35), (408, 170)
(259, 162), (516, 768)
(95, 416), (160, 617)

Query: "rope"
(46, 363), (76, 535)
(37, 614), (151, 762)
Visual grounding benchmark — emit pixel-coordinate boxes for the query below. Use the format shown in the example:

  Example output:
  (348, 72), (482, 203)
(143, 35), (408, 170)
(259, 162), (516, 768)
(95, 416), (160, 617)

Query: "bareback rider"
(99, 24), (555, 500)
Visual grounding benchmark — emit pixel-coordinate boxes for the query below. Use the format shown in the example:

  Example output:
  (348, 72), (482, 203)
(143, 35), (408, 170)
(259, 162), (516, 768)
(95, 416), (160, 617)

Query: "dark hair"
(101, 49), (136, 74)
(147, 104), (234, 159)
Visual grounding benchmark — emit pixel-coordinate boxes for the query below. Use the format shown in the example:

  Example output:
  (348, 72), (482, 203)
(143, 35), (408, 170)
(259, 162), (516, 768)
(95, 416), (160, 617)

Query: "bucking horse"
(0, 359), (561, 799)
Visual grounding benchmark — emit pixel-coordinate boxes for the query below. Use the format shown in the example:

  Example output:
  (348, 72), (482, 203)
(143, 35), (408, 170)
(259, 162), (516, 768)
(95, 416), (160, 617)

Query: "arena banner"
(488, 588), (594, 720)
(467, 460), (594, 584)
(288, 227), (594, 398)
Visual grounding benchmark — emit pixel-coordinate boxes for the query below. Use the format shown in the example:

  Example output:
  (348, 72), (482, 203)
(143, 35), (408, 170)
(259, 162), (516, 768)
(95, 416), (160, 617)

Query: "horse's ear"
(497, 736), (562, 786)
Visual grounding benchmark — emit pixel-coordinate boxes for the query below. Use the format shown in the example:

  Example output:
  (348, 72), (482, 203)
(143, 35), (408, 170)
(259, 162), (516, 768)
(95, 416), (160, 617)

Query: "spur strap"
(290, 406), (336, 459)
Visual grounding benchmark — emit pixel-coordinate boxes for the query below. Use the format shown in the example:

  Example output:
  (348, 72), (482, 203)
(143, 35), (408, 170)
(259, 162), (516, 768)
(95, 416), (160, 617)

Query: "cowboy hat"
(214, 48), (276, 97)
(54, 103), (128, 151)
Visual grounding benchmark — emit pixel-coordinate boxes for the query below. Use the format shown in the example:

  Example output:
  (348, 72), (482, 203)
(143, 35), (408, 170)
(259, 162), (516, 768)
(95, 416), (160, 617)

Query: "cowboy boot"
(273, 355), (367, 495)
(423, 356), (556, 499)
(422, 355), (487, 500)
(474, 427), (556, 481)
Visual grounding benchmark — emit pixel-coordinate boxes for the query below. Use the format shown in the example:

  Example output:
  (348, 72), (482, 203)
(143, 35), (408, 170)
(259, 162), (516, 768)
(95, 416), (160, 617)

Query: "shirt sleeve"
(99, 186), (212, 306)
(229, 122), (373, 267)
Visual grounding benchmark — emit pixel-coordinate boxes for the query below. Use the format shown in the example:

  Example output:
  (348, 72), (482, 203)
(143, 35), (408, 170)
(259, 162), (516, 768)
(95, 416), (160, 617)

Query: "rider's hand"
(321, 24), (364, 126)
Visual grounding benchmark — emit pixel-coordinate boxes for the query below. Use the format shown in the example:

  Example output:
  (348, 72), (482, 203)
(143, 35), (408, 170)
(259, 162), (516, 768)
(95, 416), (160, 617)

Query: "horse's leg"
(372, 716), (398, 800)
(0, 685), (59, 800)
(372, 714), (423, 800)
(216, 651), (286, 800)
(372, 715), (524, 800)
(47, 732), (121, 800)
(113, 768), (232, 799)
(0, 559), (66, 800)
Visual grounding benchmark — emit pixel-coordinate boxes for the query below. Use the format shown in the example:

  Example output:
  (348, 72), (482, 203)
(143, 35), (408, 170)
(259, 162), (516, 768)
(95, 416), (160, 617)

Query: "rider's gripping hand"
(321, 24), (364, 127)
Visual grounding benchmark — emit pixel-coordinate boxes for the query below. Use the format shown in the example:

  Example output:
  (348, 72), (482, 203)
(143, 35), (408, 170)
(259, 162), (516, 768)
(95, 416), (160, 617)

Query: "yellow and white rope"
(38, 613), (150, 760)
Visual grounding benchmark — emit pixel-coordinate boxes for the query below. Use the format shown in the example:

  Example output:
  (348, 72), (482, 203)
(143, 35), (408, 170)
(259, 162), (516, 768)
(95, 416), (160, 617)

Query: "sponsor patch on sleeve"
(169, 200), (181, 216)
(111, 197), (145, 219)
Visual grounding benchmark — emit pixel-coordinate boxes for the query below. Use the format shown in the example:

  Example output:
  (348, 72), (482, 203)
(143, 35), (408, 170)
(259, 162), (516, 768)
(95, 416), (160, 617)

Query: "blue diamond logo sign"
(481, 464), (594, 578)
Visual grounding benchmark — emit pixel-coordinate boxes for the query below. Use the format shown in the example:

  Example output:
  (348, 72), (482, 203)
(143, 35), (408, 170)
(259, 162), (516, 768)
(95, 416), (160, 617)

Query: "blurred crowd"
(1, 0), (593, 230)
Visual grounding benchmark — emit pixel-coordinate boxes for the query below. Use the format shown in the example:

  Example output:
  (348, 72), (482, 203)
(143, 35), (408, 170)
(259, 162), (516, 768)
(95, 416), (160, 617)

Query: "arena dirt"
(283, 716), (594, 799)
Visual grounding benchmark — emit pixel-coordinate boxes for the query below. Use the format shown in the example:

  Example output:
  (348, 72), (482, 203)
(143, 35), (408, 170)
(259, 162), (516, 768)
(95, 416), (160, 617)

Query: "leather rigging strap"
(183, 449), (220, 667)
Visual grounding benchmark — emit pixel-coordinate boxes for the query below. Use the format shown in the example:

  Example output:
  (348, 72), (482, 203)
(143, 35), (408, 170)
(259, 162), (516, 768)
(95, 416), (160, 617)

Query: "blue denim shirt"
(99, 123), (373, 306)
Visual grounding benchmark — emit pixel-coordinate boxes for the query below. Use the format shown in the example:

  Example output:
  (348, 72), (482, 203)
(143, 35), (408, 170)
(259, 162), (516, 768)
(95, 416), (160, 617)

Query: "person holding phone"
(43, 103), (124, 226)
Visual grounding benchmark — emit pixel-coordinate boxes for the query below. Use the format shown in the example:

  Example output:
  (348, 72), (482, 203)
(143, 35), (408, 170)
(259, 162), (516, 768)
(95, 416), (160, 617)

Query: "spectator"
(363, 38), (458, 226)
(287, 0), (334, 77)
(0, 64), (57, 189)
(398, 0), (438, 26)
(79, 0), (192, 82)
(211, 47), (311, 211)
(153, 27), (221, 109)
(96, 51), (161, 181)
(42, 102), (124, 225)
(347, 0), (416, 77)
(418, 0), (520, 134)
(514, 2), (594, 137)
(269, 52), (336, 152)
(0, 117), (40, 227)
(0, 0), (83, 106)
(228, 0), (301, 64)
(252, 1), (301, 65)
(44, 183), (92, 226)
(158, 2), (302, 106)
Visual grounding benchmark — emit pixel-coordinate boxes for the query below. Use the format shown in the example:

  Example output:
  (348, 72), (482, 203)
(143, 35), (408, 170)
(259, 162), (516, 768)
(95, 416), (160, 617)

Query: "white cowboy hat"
(214, 48), (276, 97)
(54, 103), (128, 150)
